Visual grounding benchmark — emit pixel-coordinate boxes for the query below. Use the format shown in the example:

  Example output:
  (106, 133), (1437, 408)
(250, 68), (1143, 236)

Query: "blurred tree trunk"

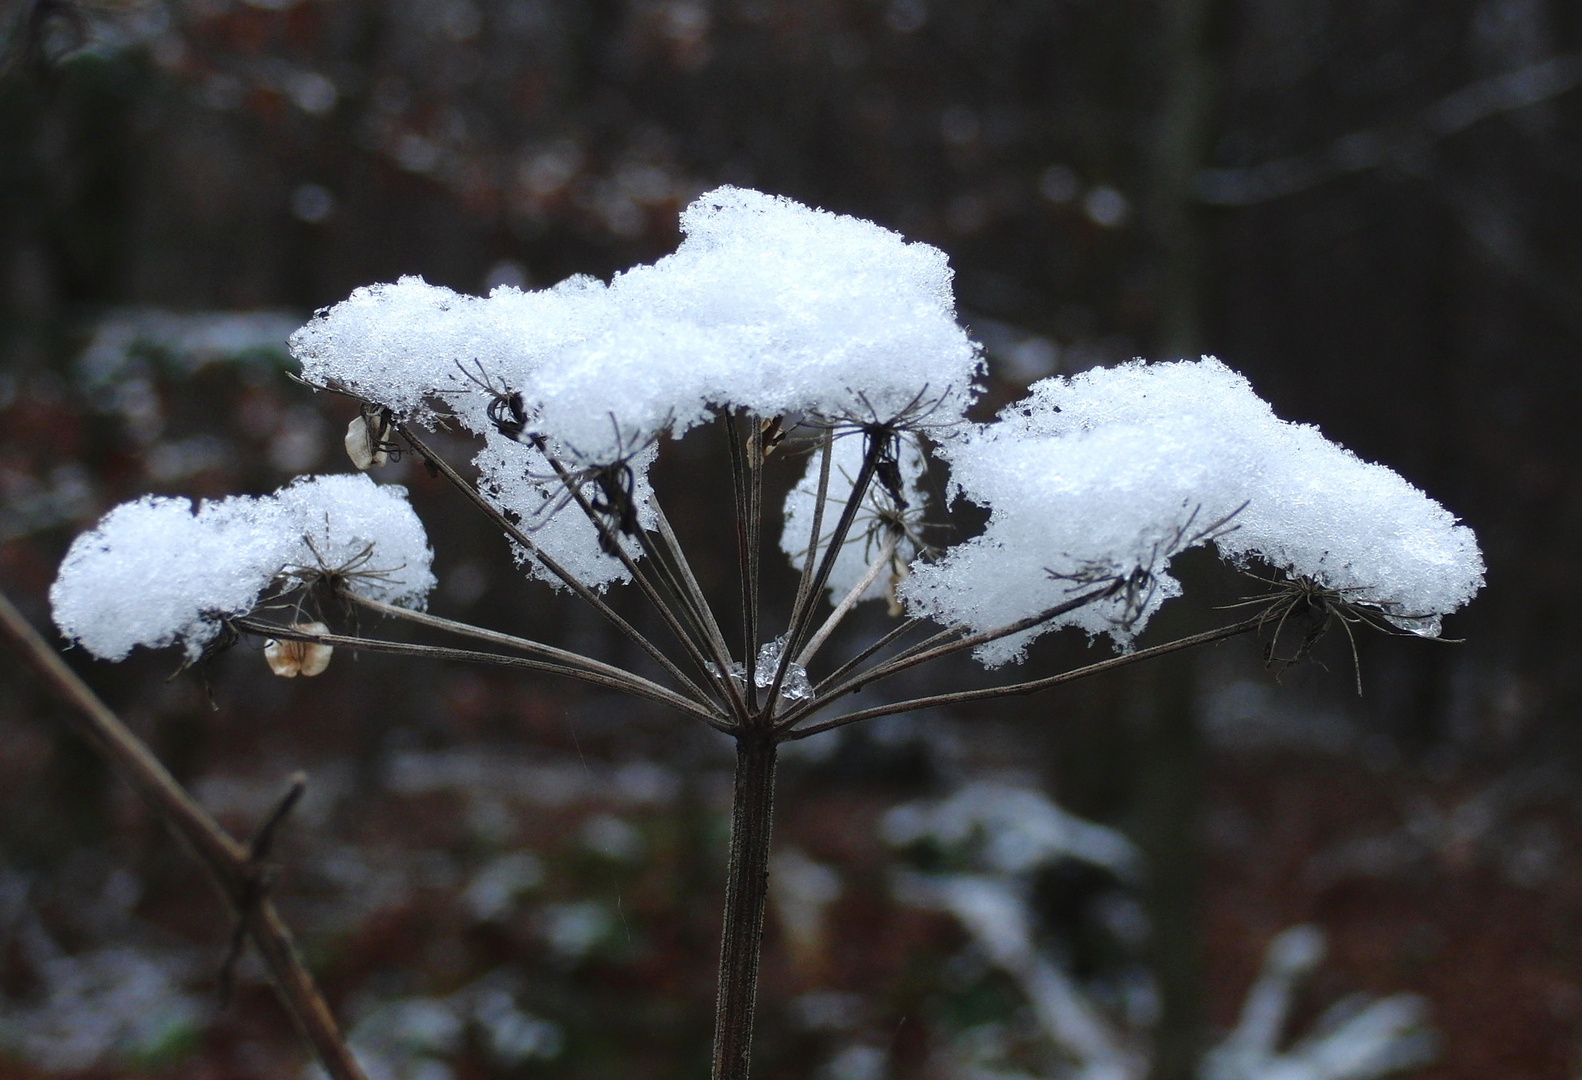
(1136, 2), (1221, 1079)
(1128, 645), (1203, 1080)
(1148, 0), (1217, 361)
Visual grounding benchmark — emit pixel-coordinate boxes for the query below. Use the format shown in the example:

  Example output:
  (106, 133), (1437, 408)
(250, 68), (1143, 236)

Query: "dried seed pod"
(456, 358), (530, 441)
(263, 622), (333, 677)
(344, 408), (392, 470)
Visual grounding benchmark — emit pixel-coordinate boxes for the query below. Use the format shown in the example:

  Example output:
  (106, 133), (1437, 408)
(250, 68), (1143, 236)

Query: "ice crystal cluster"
(51, 186), (1483, 668)
(51, 475), (433, 661)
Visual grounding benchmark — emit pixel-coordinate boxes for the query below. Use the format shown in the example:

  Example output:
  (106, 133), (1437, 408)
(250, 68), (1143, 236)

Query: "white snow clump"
(901, 358), (1484, 665)
(290, 274), (617, 433)
(50, 474), (434, 661)
(292, 187), (979, 454)
(290, 187), (980, 580)
(881, 782), (1143, 882)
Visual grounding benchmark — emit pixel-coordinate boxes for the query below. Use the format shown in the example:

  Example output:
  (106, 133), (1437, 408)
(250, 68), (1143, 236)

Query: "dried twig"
(0, 588), (368, 1080)
(792, 429), (835, 615)
(1196, 52), (1582, 206)
(219, 771), (306, 1003)
(341, 592), (729, 725)
(774, 581), (1119, 732)
(1220, 572), (1450, 696)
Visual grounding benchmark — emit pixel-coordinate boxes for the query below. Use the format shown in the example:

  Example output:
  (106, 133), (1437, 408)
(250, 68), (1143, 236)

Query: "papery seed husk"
(263, 622), (333, 677)
(344, 415), (389, 470)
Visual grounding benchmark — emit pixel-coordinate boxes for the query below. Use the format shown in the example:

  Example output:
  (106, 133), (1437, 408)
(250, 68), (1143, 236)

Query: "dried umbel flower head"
(50, 475), (435, 662)
(902, 359), (1485, 665)
(263, 622), (333, 677)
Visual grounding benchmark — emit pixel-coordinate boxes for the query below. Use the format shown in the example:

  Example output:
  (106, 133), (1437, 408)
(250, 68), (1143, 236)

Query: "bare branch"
(648, 495), (734, 664)
(0, 589), (368, 1080)
(1197, 52), (1582, 206)
(792, 429), (835, 614)
(811, 616), (928, 694)
(641, 495), (757, 720)
(528, 435), (746, 719)
(632, 517), (748, 714)
(724, 411), (759, 713)
(745, 417), (767, 715)
(769, 430), (885, 710)
(219, 772), (306, 1003)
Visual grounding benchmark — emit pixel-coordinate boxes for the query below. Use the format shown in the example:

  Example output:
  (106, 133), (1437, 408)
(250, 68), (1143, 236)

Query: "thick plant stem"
(711, 730), (778, 1080)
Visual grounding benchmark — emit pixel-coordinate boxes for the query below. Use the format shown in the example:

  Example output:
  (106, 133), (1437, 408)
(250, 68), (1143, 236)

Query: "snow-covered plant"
(1203, 926), (1437, 1080)
(883, 785), (1437, 1080)
(48, 186), (1483, 1080)
(52, 473), (434, 665)
(0, 872), (204, 1073)
(884, 784), (1148, 1080)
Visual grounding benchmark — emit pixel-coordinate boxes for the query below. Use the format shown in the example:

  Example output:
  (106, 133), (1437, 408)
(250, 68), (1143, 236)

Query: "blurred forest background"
(0, 0), (1579, 1077)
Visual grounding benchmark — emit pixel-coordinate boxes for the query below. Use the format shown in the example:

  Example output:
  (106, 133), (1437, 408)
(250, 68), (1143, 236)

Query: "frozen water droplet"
(754, 635), (786, 680)
(706, 659), (746, 686)
(1386, 613), (1442, 638)
(755, 636), (813, 701)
